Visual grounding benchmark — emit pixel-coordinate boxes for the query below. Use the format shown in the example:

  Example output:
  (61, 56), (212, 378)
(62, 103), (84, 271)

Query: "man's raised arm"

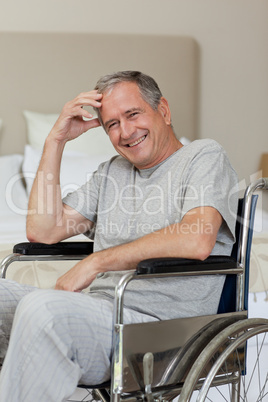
(26, 91), (103, 244)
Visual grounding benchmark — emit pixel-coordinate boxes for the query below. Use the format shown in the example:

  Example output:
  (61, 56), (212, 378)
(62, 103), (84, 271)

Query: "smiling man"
(99, 80), (179, 169)
(0, 71), (238, 401)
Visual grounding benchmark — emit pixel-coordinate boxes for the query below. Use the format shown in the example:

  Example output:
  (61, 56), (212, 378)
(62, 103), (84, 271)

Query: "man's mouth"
(127, 135), (147, 147)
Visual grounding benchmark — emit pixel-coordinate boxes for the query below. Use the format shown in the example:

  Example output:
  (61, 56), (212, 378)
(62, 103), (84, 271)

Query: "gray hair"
(93, 71), (163, 126)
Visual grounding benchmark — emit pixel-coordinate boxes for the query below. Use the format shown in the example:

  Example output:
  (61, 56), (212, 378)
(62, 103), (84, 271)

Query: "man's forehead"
(102, 81), (141, 100)
(100, 81), (149, 121)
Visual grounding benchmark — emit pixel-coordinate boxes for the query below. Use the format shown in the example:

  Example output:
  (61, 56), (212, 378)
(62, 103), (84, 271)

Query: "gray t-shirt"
(63, 139), (238, 320)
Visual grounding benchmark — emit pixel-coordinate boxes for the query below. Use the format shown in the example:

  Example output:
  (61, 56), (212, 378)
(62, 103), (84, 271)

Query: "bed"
(0, 33), (267, 399)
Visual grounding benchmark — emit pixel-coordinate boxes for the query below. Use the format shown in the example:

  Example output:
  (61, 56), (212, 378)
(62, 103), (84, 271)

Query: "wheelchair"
(1, 178), (268, 401)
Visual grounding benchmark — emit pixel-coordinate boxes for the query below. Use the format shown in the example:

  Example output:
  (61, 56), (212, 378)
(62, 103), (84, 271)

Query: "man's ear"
(158, 97), (171, 125)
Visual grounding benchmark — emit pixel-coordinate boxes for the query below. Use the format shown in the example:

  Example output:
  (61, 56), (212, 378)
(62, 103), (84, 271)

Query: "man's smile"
(127, 134), (147, 147)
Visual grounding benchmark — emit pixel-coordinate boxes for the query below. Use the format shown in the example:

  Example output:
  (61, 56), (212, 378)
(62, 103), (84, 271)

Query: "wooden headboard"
(0, 32), (198, 155)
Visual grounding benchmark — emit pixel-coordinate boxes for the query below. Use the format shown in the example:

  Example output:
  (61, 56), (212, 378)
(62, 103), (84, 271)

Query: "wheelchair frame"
(1, 177), (268, 401)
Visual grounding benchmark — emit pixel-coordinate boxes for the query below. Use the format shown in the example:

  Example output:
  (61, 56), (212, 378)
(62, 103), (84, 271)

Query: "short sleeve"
(62, 167), (102, 224)
(181, 141), (238, 244)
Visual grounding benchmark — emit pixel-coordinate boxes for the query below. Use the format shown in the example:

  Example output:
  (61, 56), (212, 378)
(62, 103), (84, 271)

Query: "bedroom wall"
(0, 0), (267, 185)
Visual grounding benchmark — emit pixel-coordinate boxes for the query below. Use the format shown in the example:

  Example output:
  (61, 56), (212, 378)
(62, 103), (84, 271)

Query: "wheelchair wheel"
(72, 387), (110, 402)
(179, 318), (268, 402)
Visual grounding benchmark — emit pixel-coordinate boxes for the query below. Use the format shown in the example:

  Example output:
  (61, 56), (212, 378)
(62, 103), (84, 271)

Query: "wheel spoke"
(256, 373), (268, 402)
(179, 320), (268, 402)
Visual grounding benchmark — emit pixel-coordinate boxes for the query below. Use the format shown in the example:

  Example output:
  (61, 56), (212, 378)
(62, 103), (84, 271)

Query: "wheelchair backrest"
(217, 194), (258, 314)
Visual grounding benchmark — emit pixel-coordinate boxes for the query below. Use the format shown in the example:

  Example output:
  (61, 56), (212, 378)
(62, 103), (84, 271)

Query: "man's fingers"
(83, 117), (102, 131)
(63, 91), (103, 119)
(73, 91), (103, 109)
(49, 91), (103, 143)
(73, 107), (101, 127)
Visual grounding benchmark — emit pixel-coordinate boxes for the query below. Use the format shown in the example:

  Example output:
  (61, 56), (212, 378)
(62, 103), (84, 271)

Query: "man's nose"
(120, 120), (135, 139)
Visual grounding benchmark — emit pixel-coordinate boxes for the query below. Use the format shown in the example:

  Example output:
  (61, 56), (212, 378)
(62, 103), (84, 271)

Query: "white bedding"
(0, 213), (27, 244)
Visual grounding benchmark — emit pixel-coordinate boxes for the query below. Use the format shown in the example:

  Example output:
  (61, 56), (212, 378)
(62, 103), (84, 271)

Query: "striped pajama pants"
(0, 279), (156, 401)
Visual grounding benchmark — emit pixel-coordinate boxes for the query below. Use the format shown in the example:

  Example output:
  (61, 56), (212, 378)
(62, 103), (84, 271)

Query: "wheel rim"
(196, 325), (268, 402)
(179, 319), (268, 402)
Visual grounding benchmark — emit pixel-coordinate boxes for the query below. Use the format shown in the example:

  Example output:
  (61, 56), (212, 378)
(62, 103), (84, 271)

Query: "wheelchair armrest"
(13, 241), (94, 256)
(136, 255), (238, 275)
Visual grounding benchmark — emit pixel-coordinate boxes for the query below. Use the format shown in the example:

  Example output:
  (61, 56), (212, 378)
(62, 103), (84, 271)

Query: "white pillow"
(0, 154), (28, 215)
(22, 145), (112, 197)
(23, 110), (58, 149)
(23, 110), (116, 156)
(179, 136), (191, 145)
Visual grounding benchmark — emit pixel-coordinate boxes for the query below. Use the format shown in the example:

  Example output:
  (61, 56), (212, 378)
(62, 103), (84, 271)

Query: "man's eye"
(108, 122), (117, 130)
(130, 112), (138, 118)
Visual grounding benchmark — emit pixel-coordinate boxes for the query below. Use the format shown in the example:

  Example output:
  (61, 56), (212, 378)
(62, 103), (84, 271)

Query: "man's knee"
(14, 290), (83, 333)
(14, 289), (60, 332)
(0, 279), (37, 310)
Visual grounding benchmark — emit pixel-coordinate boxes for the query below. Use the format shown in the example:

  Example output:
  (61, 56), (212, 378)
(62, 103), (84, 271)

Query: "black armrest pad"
(136, 256), (238, 274)
(13, 242), (94, 256)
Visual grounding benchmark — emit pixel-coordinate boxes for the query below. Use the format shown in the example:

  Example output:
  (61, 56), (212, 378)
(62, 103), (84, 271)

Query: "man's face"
(100, 82), (174, 170)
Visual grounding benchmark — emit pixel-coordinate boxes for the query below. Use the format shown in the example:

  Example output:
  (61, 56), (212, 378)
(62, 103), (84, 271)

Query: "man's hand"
(49, 90), (103, 144)
(55, 254), (100, 292)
